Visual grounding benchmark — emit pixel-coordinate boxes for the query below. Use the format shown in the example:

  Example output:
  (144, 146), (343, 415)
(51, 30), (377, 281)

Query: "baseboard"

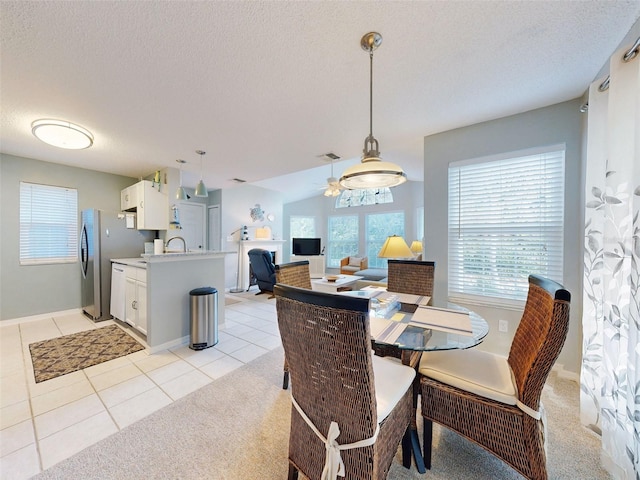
(148, 335), (190, 354)
(1, 308), (83, 326)
(552, 363), (579, 383)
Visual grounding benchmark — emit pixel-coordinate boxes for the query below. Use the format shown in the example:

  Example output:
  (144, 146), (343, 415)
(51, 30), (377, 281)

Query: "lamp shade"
(255, 226), (271, 239)
(31, 119), (93, 149)
(410, 240), (423, 254)
(194, 180), (208, 197)
(377, 235), (413, 258)
(339, 158), (407, 189)
(176, 186), (188, 201)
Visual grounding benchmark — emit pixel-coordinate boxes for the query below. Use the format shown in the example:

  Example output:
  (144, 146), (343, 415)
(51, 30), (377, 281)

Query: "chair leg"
(423, 419), (433, 470)
(287, 463), (299, 480)
(283, 370), (289, 390)
(401, 427), (412, 468)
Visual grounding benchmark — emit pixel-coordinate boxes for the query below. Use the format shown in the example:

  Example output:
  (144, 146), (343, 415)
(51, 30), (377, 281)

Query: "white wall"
(0, 153), (139, 321)
(423, 98), (584, 375)
(220, 184), (284, 290)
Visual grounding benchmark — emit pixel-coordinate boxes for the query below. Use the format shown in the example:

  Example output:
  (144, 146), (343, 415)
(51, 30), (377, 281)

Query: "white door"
(208, 205), (221, 251)
(178, 202), (206, 251)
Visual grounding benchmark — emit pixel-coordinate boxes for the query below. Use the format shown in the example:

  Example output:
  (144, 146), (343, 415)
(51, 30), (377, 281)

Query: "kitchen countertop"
(111, 257), (147, 268)
(112, 251), (233, 267)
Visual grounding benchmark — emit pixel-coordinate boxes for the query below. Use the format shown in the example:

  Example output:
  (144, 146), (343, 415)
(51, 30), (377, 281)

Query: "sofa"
(340, 256), (368, 275)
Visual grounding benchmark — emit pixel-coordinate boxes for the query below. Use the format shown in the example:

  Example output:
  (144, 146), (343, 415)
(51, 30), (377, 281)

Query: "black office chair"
(247, 248), (276, 296)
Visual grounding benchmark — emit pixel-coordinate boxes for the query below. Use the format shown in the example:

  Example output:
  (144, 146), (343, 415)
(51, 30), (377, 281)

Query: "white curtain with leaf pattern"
(581, 39), (640, 479)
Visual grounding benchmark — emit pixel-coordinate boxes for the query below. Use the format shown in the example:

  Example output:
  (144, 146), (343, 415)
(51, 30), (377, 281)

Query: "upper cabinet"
(121, 180), (168, 230)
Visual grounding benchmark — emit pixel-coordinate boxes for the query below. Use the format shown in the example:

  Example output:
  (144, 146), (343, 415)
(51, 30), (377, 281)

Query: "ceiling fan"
(318, 154), (343, 197)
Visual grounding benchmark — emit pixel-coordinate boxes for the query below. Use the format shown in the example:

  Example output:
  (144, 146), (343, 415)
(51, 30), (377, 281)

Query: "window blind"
(448, 146), (565, 306)
(20, 182), (78, 265)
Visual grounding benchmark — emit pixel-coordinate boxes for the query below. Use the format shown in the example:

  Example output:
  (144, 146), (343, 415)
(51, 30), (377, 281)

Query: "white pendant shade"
(194, 180), (208, 197)
(31, 119), (93, 149)
(176, 186), (188, 200)
(340, 158), (407, 189)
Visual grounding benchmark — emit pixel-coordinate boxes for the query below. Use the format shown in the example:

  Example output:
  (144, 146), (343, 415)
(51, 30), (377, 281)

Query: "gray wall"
(423, 98), (584, 374)
(283, 181), (424, 269)
(0, 153), (138, 320)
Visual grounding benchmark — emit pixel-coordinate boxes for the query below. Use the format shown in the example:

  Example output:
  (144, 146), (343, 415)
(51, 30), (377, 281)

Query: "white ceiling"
(2, 1), (639, 203)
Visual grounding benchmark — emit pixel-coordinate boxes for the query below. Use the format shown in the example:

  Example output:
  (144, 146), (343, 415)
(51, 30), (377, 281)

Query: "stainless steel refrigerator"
(80, 209), (154, 321)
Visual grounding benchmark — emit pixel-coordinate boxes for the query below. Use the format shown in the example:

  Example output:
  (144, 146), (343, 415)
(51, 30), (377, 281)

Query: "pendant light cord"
(369, 49), (374, 138)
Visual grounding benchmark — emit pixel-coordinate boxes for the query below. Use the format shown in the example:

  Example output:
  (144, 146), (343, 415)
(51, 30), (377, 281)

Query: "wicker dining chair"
(419, 274), (571, 480)
(274, 260), (312, 389)
(375, 259), (436, 363)
(274, 284), (416, 480)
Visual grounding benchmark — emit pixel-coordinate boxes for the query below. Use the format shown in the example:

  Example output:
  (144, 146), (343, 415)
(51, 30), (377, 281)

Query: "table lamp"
(410, 240), (423, 257)
(377, 235), (413, 259)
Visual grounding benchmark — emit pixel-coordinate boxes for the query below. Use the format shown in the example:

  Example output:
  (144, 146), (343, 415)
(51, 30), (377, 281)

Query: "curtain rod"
(597, 36), (640, 92)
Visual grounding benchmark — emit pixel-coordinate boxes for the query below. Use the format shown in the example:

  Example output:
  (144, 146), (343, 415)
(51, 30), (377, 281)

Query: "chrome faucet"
(165, 236), (187, 253)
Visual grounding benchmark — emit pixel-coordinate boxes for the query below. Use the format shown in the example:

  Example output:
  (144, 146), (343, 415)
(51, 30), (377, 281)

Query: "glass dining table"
(342, 289), (490, 473)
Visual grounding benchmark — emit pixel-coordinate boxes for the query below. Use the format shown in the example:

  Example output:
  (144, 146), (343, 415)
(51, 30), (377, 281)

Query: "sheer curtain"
(581, 38), (640, 478)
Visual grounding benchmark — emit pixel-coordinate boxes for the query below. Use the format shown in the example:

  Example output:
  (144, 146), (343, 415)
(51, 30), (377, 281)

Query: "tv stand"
(292, 255), (325, 279)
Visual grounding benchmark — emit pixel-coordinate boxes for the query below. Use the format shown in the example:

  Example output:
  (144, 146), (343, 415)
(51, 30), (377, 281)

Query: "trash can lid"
(189, 287), (217, 296)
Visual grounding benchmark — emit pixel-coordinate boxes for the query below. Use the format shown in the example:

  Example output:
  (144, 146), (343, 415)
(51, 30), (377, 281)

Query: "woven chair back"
(275, 260), (312, 289)
(507, 275), (571, 411)
(387, 259), (435, 296)
(274, 284), (378, 479)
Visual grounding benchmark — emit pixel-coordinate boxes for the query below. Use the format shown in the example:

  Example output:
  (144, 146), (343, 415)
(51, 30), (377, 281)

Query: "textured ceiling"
(2, 1), (639, 202)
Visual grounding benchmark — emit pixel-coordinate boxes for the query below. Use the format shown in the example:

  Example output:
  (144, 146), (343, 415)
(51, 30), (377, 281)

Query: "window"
(20, 182), (78, 265)
(327, 215), (359, 268)
(448, 146), (565, 306)
(366, 212), (405, 268)
(290, 216), (316, 238)
(336, 187), (393, 208)
(416, 206), (424, 242)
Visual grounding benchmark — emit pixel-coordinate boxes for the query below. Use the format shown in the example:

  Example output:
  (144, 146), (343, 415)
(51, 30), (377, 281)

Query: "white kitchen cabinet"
(121, 180), (168, 230)
(124, 266), (148, 335)
(110, 263), (127, 321)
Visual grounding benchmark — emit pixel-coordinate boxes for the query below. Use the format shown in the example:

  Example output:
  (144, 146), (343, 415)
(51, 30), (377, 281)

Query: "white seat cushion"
(419, 349), (517, 405)
(372, 355), (415, 421)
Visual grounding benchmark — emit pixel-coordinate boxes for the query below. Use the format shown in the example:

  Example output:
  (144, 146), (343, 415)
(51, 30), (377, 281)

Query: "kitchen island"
(112, 251), (232, 353)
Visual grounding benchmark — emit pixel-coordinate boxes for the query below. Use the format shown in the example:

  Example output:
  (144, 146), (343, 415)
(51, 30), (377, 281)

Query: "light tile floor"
(0, 290), (280, 479)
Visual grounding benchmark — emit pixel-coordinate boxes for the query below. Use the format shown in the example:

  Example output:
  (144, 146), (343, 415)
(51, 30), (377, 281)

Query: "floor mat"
(29, 324), (145, 383)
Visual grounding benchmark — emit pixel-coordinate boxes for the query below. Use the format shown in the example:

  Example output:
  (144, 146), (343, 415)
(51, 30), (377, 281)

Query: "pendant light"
(339, 32), (406, 189)
(194, 150), (208, 197)
(175, 159), (188, 200)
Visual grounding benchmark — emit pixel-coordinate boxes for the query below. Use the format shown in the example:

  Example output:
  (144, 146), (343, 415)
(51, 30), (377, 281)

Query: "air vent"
(317, 152), (341, 162)
(232, 178), (246, 183)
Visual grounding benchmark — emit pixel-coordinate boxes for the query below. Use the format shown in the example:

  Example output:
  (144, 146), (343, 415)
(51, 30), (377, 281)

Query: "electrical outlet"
(498, 320), (508, 333)
(226, 235), (233, 242)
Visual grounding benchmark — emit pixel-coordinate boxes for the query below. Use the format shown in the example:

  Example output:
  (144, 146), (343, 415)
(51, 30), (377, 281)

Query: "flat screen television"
(292, 237), (321, 256)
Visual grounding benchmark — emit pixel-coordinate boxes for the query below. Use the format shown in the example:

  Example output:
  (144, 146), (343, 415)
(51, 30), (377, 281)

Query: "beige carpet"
(29, 325), (145, 383)
(33, 348), (610, 479)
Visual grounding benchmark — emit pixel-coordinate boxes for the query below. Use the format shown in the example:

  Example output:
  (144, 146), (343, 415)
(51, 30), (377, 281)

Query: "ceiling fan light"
(31, 119), (93, 149)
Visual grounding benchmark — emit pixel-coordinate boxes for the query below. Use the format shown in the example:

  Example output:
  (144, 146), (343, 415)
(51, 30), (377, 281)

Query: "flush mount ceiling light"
(194, 150), (208, 197)
(175, 159), (188, 200)
(31, 119), (94, 149)
(339, 32), (407, 190)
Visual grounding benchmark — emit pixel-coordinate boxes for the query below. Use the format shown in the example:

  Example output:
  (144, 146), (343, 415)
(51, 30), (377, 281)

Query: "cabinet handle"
(132, 300), (137, 310)
(140, 201), (143, 209)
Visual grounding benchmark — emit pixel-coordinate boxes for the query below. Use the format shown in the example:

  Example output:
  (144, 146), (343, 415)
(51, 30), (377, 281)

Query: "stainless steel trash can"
(189, 287), (218, 350)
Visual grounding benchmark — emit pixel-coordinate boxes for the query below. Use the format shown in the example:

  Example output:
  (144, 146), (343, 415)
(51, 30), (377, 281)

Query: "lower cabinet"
(124, 266), (148, 335)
